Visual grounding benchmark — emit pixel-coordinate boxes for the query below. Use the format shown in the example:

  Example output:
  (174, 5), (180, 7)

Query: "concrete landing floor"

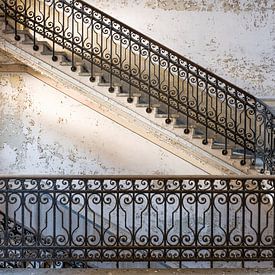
(0, 269), (275, 275)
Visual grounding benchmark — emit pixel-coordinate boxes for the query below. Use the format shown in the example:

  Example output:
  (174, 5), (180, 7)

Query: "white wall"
(88, 0), (275, 97)
(0, 71), (205, 175)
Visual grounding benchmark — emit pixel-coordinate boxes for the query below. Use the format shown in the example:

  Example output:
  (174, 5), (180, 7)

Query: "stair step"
(41, 44), (69, 59)
(117, 91), (142, 97)
(192, 128), (205, 138)
(254, 158), (264, 167)
(21, 32), (35, 45)
(98, 82), (121, 88)
(211, 141), (235, 150)
(79, 65), (89, 74)
(136, 96), (160, 108)
(60, 61), (83, 66)
(78, 71), (100, 77)
(155, 110), (179, 119)
(155, 107), (168, 118)
(231, 148), (254, 159)
(78, 72), (90, 76)
(2, 23), (15, 33)
(174, 117), (188, 128)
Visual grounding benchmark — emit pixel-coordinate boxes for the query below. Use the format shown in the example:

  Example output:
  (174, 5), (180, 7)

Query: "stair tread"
(117, 91), (142, 97)
(211, 141), (235, 149)
(98, 82), (121, 87)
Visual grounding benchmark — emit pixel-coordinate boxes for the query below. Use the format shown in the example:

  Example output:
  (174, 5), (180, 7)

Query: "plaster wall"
(0, 71), (205, 175)
(88, 0), (275, 97)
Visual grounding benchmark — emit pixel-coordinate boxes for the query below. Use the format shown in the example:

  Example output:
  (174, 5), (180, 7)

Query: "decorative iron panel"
(0, 0), (274, 173)
(0, 176), (274, 268)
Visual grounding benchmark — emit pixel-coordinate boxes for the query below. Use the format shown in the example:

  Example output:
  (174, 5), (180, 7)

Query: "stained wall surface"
(88, 0), (275, 97)
(0, 69), (205, 175)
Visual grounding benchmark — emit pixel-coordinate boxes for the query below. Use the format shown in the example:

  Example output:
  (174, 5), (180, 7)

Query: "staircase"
(0, 0), (274, 175)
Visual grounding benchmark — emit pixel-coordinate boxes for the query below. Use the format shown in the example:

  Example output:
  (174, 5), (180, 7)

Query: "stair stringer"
(0, 35), (247, 175)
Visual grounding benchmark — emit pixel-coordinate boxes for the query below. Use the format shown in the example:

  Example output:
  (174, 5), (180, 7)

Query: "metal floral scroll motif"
(0, 176), (274, 268)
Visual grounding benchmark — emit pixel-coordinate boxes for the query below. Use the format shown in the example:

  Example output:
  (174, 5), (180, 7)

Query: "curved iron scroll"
(0, 0), (274, 173)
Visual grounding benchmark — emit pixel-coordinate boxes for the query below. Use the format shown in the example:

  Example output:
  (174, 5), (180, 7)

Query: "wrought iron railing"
(0, 175), (275, 268)
(0, 0), (274, 173)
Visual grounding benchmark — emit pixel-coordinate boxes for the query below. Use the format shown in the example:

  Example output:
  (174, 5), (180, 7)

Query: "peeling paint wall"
(0, 69), (205, 175)
(88, 0), (275, 97)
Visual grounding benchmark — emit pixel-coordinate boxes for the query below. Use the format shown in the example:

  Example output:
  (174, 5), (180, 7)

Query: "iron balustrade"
(0, 0), (274, 173)
(0, 176), (274, 268)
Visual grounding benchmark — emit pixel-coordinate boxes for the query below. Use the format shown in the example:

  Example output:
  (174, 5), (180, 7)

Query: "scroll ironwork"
(0, 0), (274, 173)
(0, 176), (275, 268)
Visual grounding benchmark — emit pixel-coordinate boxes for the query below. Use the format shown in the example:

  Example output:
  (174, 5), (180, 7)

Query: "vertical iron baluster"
(127, 31), (133, 102)
(116, 180), (119, 268)
(177, 58), (180, 114)
(226, 179), (230, 264)
(185, 68), (190, 132)
(138, 35), (141, 93)
(235, 91), (238, 148)
(132, 179), (135, 263)
(53, 180), (57, 267)
(164, 179), (167, 264)
(14, 0), (20, 40)
(109, 20), (114, 93)
(147, 179), (151, 268)
(262, 110), (267, 173)
(146, 41), (152, 113)
(195, 179), (198, 263)
(241, 179), (245, 268)
(223, 87), (228, 155)
(210, 179), (214, 268)
(84, 180), (88, 266)
(147, 41), (151, 112)
(179, 178), (182, 268)
(33, 0), (38, 51)
(203, 74), (209, 145)
(215, 81), (218, 134)
(89, 10), (95, 82)
(69, 180), (72, 266)
(24, 0), (27, 28)
(52, 0), (57, 61)
(257, 179), (261, 262)
(196, 72), (199, 124)
(253, 103), (257, 166)
(37, 179), (41, 267)
(62, 0), (64, 48)
(4, 0), (7, 29)
(158, 49), (161, 103)
(4, 180), (8, 268)
(71, 0), (76, 71)
(166, 54), (171, 124)
(81, 3), (84, 59)
(119, 25), (122, 82)
(43, 0), (45, 38)
(100, 15), (103, 71)
(268, 113), (272, 173)
(241, 97), (247, 165)
(100, 179), (104, 264)
(21, 183), (25, 267)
